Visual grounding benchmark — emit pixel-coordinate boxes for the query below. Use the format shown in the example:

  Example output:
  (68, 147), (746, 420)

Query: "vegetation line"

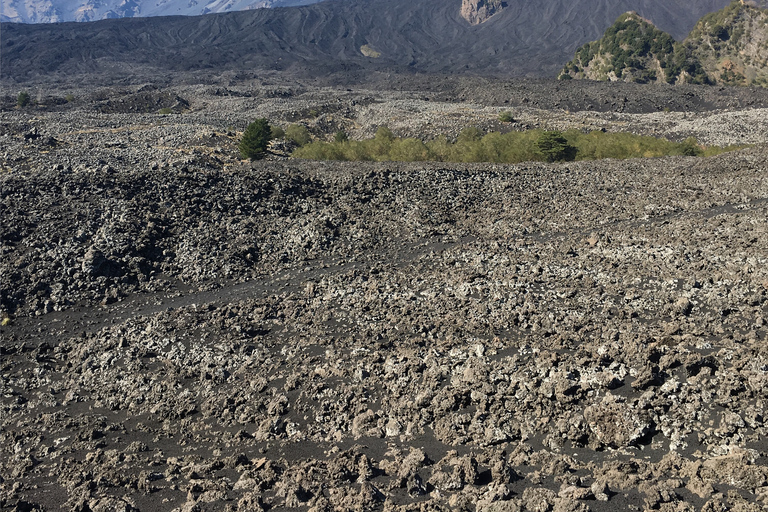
(290, 126), (746, 164)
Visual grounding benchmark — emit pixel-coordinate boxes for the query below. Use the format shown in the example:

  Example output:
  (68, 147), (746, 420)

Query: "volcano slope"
(0, 0), (734, 81)
(1, 80), (768, 511)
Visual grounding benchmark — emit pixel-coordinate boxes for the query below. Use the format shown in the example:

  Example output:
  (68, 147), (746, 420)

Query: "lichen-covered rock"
(583, 394), (655, 448)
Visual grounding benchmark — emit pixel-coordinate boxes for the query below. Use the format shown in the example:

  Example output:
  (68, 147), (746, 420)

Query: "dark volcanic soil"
(2, 80), (768, 511)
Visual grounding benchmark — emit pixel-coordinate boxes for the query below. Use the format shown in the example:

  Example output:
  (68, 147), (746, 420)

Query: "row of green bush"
(16, 91), (77, 108)
(291, 126), (742, 164)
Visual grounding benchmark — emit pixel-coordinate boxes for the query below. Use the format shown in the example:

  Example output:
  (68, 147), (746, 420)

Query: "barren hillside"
(1, 0), (733, 80)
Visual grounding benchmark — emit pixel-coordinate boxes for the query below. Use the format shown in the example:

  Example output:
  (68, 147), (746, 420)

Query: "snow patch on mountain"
(1, 0), (322, 23)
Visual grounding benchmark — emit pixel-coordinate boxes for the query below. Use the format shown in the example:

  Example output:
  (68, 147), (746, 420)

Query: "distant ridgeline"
(559, 0), (768, 87)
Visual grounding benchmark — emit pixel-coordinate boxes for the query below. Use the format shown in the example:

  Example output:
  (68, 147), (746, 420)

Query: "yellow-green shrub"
(291, 128), (744, 164)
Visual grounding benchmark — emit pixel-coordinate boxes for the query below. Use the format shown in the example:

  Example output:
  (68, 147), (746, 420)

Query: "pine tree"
(535, 131), (577, 162)
(17, 91), (31, 108)
(239, 119), (273, 160)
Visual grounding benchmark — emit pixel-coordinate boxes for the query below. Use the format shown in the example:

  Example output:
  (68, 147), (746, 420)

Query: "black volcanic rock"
(2, 78), (768, 511)
(1, 0), (733, 80)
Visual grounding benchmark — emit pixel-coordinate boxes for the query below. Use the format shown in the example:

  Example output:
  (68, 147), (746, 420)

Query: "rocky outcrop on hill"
(561, 0), (768, 86)
(460, 0), (506, 25)
(684, 0), (768, 86)
(559, 12), (684, 84)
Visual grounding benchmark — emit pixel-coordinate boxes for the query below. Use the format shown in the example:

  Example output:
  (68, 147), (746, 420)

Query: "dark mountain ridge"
(1, 0), (734, 82)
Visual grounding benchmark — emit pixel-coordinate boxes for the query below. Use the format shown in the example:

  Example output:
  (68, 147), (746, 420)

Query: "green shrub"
(677, 137), (702, 157)
(285, 124), (312, 146)
(479, 132), (507, 162)
(374, 126), (395, 142)
(334, 131), (349, 143)
(575, 130), (668, 159)
(388, 138), (429, 161)
(368, 126), (395, 159)
(158, 107), (173, 115)
(498, 111), (515, 122)
(458, 127), (483, 143)
(271, 125), (286, 139)
(425, 135), (452, 161)
(700, 143), (749, 157)
(494, 130), (542, 163)
(65, 94), (75, 103)
(17, 91), (30, 108)
(293, 141), (348, 161)
(239, 119), (273, 160)
(448, 127), (484, 162)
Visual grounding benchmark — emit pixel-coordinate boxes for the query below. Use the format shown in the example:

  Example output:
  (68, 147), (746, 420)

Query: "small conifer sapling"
(239, 119), (274, 160)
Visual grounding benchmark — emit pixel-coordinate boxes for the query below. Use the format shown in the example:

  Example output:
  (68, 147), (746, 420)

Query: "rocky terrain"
(2, 77), (768, 511)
